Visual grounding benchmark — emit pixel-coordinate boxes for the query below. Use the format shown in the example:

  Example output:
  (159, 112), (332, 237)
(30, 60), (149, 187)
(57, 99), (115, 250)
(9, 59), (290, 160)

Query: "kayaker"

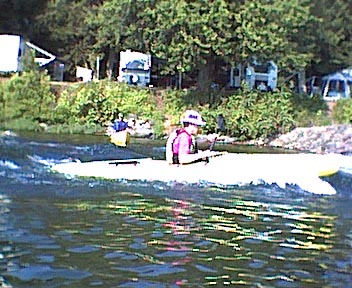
(216, 113), (226, 135)
(166, 110), (218, 165)
(113, 112), (129, 132)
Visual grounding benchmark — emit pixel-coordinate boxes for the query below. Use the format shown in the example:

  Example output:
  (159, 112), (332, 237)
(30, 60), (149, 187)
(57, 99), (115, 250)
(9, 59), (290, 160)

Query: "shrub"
(332, 99), (352, 124)
(1, 70), (56, 129)
(290, 93), (331, 127)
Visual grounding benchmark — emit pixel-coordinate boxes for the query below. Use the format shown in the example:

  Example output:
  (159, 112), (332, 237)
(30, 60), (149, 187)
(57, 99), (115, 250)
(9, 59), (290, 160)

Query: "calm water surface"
(0, 132), (351, 287)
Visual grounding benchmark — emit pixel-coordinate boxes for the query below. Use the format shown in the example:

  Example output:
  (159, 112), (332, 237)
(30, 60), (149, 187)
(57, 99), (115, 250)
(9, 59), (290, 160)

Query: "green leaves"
(332, 99), (352, 124)
(1, 70), (56, 127)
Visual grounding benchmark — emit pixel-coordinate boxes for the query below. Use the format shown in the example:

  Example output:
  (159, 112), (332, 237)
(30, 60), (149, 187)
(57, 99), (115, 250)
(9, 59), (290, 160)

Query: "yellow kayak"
(110, 130), (130, 147)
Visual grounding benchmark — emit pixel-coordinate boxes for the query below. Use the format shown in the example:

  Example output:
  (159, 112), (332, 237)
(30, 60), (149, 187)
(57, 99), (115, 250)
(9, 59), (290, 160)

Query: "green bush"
(197, 86), (295, 140)
(55, 80), (163, 134)
(332, 99), (352, 124)
(1, 70), (56, 129)
(1, 69), (340, 140)
(290, 93), (331, 127)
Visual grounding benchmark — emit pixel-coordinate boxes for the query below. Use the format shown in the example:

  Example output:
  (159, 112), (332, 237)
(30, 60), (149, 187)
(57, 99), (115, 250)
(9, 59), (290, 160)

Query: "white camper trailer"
(118, 50), (151, 87)
(321, 72), (352, 101)
(0, 34), (57, 73)
(229, 60), (278, 91)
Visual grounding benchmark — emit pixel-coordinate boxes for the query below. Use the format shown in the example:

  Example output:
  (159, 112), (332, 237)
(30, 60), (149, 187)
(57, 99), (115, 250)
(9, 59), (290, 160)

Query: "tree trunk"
(106, 48), (117, 80)
(197, 61), (213, 93)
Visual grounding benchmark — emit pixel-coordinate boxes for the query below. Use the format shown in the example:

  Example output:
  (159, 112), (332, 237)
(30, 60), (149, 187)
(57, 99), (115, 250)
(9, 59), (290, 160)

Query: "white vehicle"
(0, 34), (57, 72)
(118, 50), (151, 87)
(321, 72), (352, 101)
(229, 60), (278, 91)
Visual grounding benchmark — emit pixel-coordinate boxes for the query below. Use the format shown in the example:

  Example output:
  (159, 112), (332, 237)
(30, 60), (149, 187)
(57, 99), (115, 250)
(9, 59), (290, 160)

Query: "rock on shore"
(268, 125), (352, 154)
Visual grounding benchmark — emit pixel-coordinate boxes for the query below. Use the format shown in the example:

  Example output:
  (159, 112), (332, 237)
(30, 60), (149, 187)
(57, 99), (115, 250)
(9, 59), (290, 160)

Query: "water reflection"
(38, 189), (343, 287)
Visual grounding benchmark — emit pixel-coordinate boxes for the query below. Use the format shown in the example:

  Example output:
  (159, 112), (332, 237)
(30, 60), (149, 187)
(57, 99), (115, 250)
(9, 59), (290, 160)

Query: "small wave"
(336, 154), (352, 175)
(0, 159), (19, 170)
(28, 155), (80, 167)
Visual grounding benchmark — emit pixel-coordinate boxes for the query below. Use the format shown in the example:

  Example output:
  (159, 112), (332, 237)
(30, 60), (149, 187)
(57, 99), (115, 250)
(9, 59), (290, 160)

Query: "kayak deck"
(51, 153), (347, 195)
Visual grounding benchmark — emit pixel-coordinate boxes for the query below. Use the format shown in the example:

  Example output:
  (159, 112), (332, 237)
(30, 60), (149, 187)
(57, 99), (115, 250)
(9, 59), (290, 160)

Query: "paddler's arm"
(178, 150), (224, 164)
(196, 133), (218, 150)
(177, 133), (220, 164)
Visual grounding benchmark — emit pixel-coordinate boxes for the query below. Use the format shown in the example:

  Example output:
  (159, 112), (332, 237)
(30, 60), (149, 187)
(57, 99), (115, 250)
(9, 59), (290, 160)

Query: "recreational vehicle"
(229, 60), (278, 91)
(118, 50), (151, 87)
(321, 72), (352, 101)
(0, 34), (63, 80)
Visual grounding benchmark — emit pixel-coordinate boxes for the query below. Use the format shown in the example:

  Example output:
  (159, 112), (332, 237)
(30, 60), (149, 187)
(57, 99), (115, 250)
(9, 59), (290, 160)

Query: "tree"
(306, 0), (352, 76)
(0, 0), (49, 37)
(143, 0), (313, 90)
(233, 0), (314, 73)
(86, 0), (153, 78)
(144, 0), (233, 90)
(34, 0), (100, 79)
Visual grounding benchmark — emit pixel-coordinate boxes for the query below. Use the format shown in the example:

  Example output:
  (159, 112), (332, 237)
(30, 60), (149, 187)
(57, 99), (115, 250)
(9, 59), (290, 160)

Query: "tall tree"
(233, 0), (313, 73)
(306, 0), (352, 75)
(144, 0), (313, 89)
(34, 0), (100, 78)
(144, 0), (233, 90)
(0, 0), (49, 37)
(86, 0), (153, 78)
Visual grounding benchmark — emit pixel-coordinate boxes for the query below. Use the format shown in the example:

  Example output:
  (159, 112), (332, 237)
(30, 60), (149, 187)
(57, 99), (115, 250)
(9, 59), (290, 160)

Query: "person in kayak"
(113, 112), (129, 132)
(166, 110), (219, 165)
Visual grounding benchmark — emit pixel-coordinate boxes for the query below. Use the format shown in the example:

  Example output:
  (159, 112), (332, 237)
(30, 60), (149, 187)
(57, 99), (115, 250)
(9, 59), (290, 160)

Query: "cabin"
(0, 34), (64, 81)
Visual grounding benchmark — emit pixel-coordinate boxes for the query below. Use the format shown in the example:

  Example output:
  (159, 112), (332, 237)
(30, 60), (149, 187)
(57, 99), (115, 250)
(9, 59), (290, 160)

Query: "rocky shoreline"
(250, 124), (352, 155)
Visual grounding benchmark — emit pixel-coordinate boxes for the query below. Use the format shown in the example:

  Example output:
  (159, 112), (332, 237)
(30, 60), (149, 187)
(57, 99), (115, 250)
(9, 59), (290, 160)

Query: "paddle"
(109, 160), (140, 166)
(205, 135), (218, 163)
(209, 135), (218, 151)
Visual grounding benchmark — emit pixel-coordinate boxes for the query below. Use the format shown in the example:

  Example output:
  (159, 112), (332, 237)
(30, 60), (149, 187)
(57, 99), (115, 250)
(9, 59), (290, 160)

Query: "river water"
(0, 132), (351, 287)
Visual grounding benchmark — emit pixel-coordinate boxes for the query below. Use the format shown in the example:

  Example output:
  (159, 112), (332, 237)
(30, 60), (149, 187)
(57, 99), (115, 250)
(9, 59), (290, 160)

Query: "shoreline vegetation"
(1, 71), (352, 155)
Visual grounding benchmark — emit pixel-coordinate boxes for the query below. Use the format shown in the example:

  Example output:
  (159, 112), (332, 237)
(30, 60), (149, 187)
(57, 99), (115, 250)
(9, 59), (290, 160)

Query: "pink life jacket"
(166, 129), (197, 164)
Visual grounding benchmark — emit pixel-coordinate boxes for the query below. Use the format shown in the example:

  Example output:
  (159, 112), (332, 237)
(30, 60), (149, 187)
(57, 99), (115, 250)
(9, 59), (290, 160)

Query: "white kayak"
(51, 153), (351, 195)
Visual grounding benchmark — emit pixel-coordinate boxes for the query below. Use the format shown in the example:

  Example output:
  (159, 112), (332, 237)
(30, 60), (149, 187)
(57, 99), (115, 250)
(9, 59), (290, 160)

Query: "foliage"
(332, 99), (352, 124)
(4, 0), (352, 87)
(55, 80), (162, 134)
(233, 0), (313, 72)
(0, 0), (49, 36)
(307, 0), (352, 75)
(142, 0), (313, 89)
(1, 72), (340, 141)
(34, 0), (99, 76)
(204, 85), (295, 140)
(290, 93), (331, 126)
(1, 69), (56, 128)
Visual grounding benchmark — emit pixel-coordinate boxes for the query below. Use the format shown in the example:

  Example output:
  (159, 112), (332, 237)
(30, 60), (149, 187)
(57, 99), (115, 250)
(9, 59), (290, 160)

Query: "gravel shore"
(268, 125), (352, 154)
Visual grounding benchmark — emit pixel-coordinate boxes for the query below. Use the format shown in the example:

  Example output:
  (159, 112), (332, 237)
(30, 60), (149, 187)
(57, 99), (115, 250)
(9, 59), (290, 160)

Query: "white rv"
(229, 60), (278, 91)
(321, 71), (352, 101)
(0, 34), (57, 73)
(118, 50), (151, 87)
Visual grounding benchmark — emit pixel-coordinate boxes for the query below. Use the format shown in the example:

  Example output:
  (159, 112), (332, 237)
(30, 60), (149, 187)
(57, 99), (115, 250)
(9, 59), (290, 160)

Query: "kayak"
(110, 130), (130, 147)
(51, 152), (349, 195)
